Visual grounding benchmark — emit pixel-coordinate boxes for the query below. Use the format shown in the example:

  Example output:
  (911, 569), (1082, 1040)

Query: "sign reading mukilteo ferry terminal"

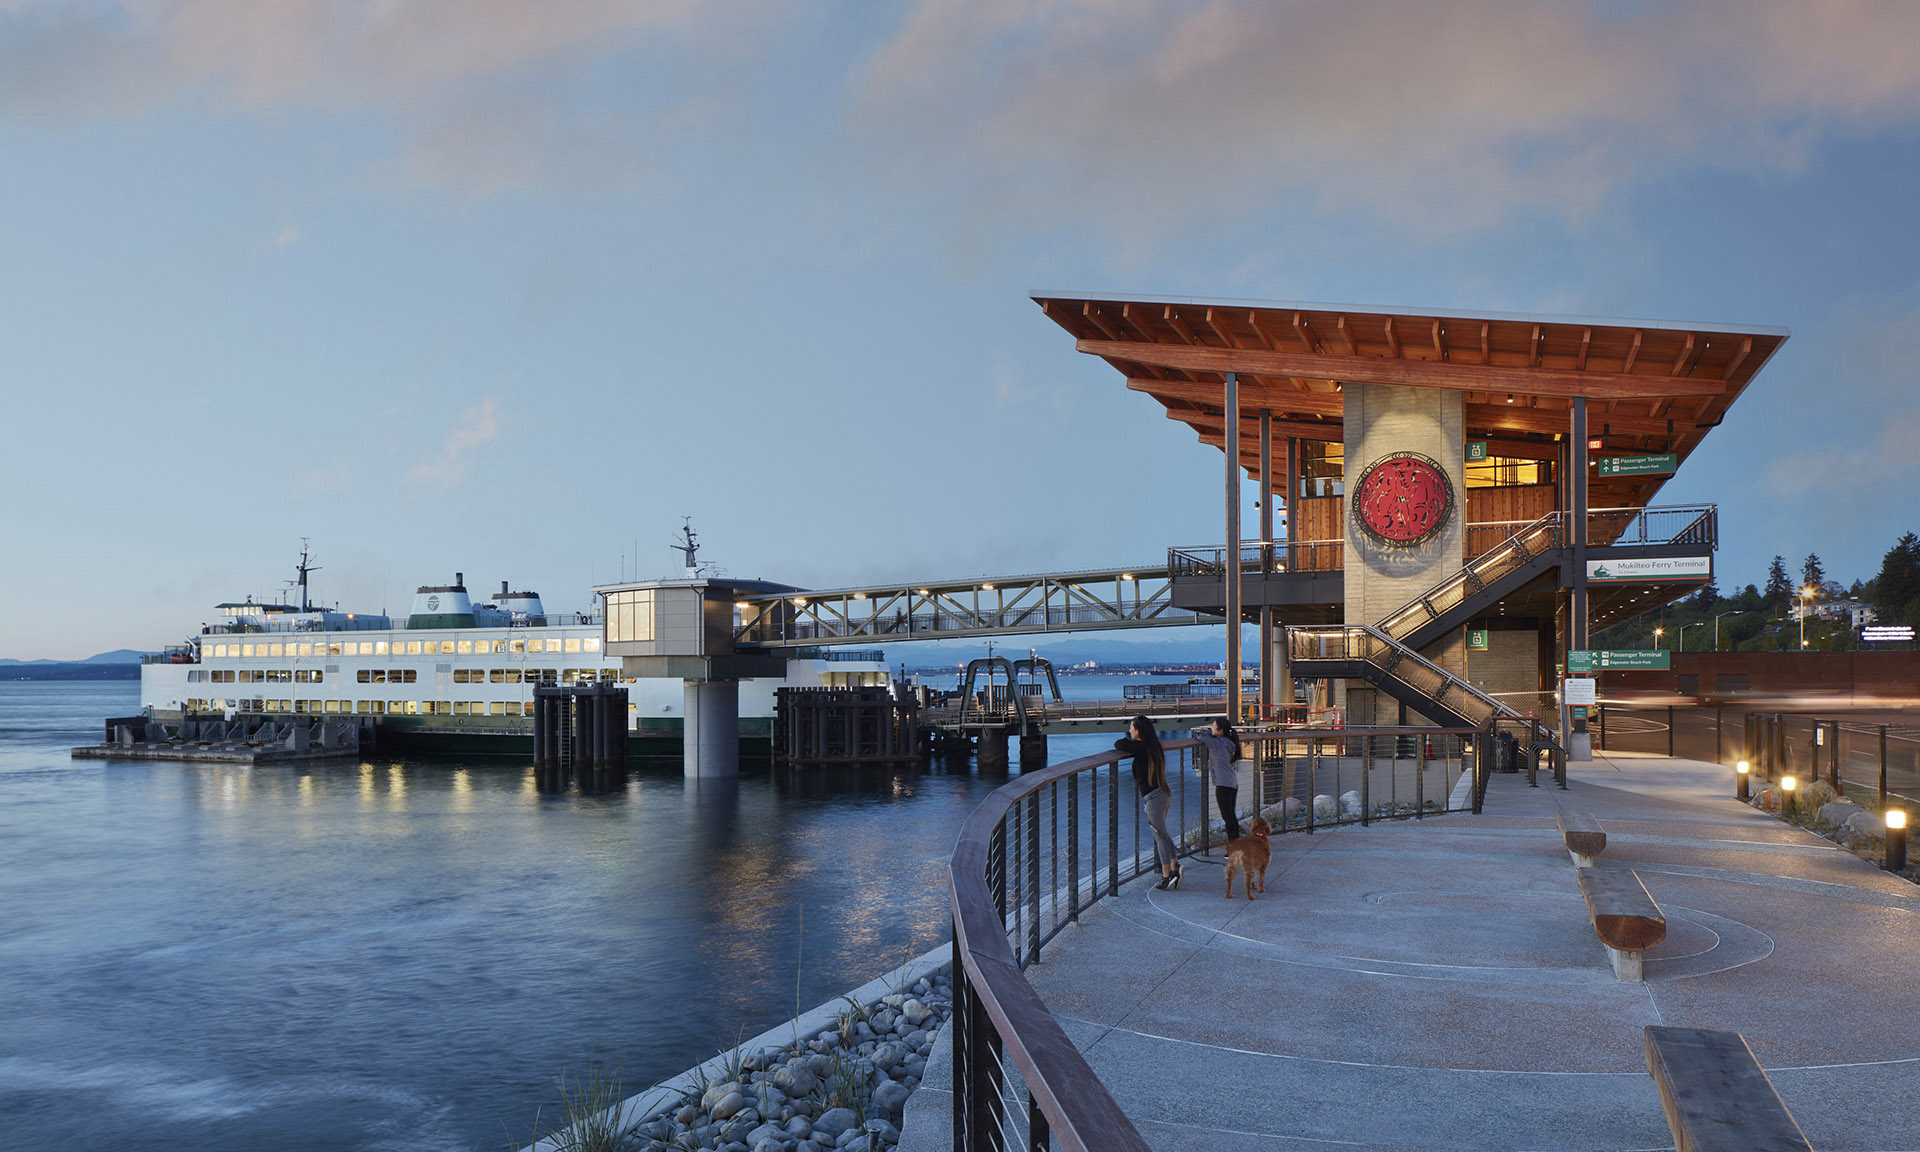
(1352, 452), (1455, 547)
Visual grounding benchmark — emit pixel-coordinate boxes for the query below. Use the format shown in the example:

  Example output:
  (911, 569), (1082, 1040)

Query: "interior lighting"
(1506, 393), (1514, 403)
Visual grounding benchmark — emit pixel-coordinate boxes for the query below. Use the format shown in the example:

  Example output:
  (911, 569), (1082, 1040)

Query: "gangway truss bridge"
(732, 566), (1201, 648)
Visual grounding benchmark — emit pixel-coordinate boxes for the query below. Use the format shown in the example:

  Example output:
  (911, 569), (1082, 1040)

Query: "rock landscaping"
(1749, 785), (1918, 883)
(622, 971), (954, 1152)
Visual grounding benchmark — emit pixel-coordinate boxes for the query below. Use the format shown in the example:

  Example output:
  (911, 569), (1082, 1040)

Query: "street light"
(1714, 610), (1740, 651)
(1800, 585), (1817, 648)
(1653, 626), (1665, 649)
(1678, 622), (1704, 651)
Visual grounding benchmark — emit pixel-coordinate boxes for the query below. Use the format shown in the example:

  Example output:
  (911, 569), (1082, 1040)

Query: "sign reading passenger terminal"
(1586, 556), (1711, 582)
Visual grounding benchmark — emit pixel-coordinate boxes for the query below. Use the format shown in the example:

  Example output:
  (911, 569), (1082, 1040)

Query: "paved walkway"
(908, 752), (1920, 1151)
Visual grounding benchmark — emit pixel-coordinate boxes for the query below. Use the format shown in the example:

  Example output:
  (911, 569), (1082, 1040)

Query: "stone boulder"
(1312, 793), (1337, 819)
(1338, 790), (1362, 817)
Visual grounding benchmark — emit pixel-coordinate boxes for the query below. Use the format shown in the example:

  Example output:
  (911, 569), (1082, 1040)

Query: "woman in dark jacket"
(1115, 715), (1180, 889)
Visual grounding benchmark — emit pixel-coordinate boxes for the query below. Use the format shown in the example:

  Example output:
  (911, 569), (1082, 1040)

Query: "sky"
(6, 0), (1920, 659)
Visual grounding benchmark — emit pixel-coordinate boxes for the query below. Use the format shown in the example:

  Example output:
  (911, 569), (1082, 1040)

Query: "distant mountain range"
(0, 649), (148, 666)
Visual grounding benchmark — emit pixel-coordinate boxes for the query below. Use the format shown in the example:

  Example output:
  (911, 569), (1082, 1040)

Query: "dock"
(71, 715), (364, 765)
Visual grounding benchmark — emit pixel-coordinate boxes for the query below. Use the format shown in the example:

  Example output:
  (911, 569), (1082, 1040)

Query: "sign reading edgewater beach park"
(1595, 453), (1678, 476)
(1586, 556), (1711, 582)
(1567, 650), (1672, 672)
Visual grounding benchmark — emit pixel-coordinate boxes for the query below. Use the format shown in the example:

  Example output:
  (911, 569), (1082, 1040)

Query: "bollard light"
(1736, 760), (1750, 801)
(1781, 775), (1797, 821)
(1887, 808), (1909, 873)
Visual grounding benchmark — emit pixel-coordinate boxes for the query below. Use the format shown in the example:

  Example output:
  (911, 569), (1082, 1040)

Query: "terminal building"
(1032, 292), (1788, 753)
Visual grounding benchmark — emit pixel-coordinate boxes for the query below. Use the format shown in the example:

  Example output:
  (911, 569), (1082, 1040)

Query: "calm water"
(0, 675), (1192, 1150)
(0, 681), (1032, 1151)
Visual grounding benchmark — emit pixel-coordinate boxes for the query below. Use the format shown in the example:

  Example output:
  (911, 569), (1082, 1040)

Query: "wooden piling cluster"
(774, 686), (919, 768)
(532, 682), (630, 793)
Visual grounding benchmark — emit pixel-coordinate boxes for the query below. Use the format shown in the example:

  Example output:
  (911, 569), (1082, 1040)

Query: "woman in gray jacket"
(1191, 719), (1244, 842)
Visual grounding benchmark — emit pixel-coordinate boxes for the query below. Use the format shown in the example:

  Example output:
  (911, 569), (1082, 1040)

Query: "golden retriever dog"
(1223, 816), (1271, 901)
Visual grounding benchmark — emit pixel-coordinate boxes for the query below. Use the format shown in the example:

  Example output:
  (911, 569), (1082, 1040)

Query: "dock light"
(1121, 573), (1135, 581)
(1887, 809), (1908, 873)
(792, 597), (807, 605)
(981, 584), (993, 590)
(853, 592), (867, 600)
(1782, 774), (1798, 820)
(1736, 760), (1751, 801)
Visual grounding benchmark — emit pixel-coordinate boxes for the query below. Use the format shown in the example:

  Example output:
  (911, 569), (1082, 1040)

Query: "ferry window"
(584, 637), (600, 652)
(266, 644), (280, 657)
(489, 702), (505, 716)
(435, 701), (451, 715)
(342, 642), (358, 656)
(503, 669), (523, 684)
(439, 641), (455, 654)
(545, 638), (562, 653)
(457, 640), (473, 654)
(489, 639), (506, 653)
(241, 644), (255, 657)
(564, 638), (582, 654)
(357, 670), (371, 683)
(373, 641), (389, 656)
(602, 668), (617, 681)
(370, 701), (386, 715)
(328, 643), (342, 656)
(453, 669), (467, 684)
(404, 670), (418, 684)
(508, 638), (526, 654)
(453, 701), (468, 715)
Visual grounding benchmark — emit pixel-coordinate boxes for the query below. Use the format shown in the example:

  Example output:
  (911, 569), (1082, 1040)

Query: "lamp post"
(1678, 622), (1704, 652)
(1800, 586), (1817, 649)
(1714, 610), (1740, 651)
(1888, 808), (1909, 873)
(1736, 759), (1750, 801)
(1653, 626), (1665, 649)
(1781, 774), (1798, 821)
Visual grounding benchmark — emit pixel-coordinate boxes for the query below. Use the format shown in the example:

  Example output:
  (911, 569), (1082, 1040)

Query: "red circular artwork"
(1352, 453), (1454, 546)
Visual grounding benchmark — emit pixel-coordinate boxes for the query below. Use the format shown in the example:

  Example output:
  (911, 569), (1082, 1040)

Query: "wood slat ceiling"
(1035, 294), (1788, 509)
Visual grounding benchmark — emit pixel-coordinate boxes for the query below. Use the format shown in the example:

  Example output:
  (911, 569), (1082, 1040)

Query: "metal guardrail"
(1168, 505), (1716, 583)
(949, 728), (1490, 1151)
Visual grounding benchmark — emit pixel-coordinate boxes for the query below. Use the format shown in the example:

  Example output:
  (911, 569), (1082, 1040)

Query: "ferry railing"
(949, 727), (1487, 1151)
(198, 612), (599, 635)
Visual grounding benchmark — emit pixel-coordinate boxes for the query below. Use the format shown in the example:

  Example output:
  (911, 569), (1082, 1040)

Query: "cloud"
(410, 398), (500, 489)
(0, 0), (776, 191)
(843, 0), (1920, 238)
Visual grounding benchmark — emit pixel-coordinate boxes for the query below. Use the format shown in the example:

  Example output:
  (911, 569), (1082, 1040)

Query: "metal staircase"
(1289, 512), (1575, 755)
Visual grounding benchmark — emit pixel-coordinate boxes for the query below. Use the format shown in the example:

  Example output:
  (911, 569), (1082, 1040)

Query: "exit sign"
(1596, 453), (1678, 477)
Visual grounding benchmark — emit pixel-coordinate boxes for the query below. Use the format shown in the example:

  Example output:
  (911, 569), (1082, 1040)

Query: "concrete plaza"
(909, 751), (1920, 1151)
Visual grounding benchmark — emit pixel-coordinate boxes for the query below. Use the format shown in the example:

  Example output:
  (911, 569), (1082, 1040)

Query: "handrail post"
(1067, 772), (1080, 924)
(1107, 760), (1120, 897)
(1025, 789), (1041, 966)
(1360, 734), (1371, 825)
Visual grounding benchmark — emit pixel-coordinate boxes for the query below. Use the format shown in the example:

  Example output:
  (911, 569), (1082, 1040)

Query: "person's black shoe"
(1168, 864), (1183, 890)
(1153, 874), (1173, 890)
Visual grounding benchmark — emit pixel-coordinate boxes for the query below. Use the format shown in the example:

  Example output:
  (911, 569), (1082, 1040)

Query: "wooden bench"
(1643, 1026), (1813, 1151)
(1557, 810), (1606, 867)
(1577, 865), (1666, 982)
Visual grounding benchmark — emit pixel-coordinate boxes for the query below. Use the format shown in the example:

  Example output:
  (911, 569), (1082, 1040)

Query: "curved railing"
(948, 726), (1489, 1150)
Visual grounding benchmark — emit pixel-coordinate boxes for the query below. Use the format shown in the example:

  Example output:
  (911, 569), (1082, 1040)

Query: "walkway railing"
(949, 728), (1489, 1150)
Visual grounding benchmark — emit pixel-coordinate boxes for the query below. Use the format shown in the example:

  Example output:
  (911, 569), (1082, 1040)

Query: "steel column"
(1259, 408), (1274, 721)
(1225, 371), (1243, 724)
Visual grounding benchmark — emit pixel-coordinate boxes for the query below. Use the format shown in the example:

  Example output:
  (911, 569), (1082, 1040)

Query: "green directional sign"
(1465, 441), (1489, 463)
(1466, 627), (1490, 651)
(1567, 649), (1671, 672)
(1596, 453), (1678, 477)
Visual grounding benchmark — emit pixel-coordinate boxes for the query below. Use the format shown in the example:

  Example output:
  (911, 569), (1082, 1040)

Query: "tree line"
(1590, 532), (1920, 651)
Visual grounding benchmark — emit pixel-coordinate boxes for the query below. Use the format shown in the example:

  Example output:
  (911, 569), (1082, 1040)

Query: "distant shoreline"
(1, 665), (141, 682)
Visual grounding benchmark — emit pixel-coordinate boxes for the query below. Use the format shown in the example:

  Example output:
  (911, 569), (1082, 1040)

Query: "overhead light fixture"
(1506, 394), (1515, 403)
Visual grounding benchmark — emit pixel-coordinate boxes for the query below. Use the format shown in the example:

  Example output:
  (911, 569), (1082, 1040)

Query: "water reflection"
(0, 683), (1011, 1152)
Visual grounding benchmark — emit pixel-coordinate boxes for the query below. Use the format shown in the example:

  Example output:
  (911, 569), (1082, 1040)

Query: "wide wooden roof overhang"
(1033, 292), (1789, 508)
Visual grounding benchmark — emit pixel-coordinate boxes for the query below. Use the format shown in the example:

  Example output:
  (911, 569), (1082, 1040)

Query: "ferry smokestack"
(502, 581), (509, 595)
(456, 572), (464, 587)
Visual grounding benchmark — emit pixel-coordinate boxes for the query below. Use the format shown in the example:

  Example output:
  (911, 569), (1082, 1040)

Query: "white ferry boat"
(139, 549), (889, 755)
